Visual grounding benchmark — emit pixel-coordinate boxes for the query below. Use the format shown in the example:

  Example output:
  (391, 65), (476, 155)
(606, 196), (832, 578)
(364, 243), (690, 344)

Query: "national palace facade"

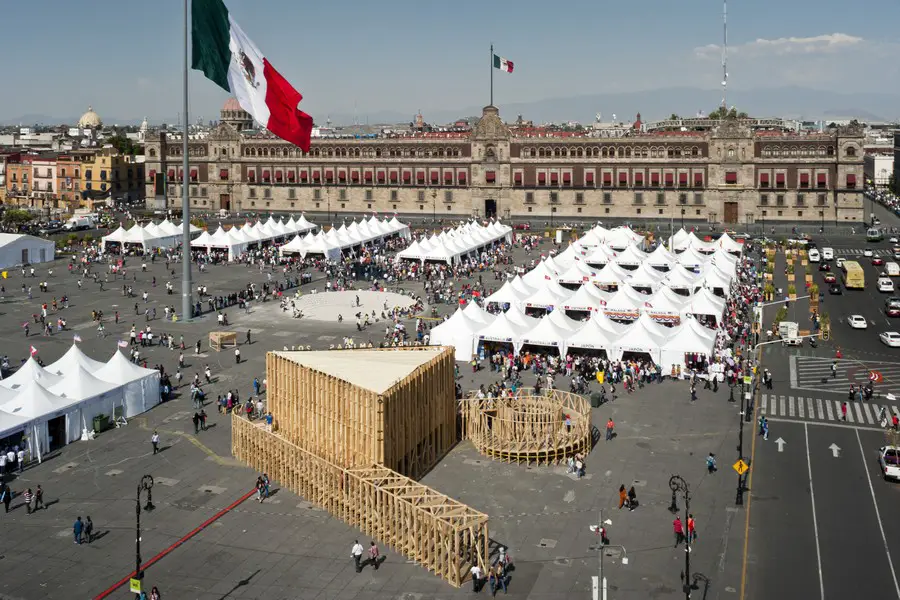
(143, 103), (865, 225)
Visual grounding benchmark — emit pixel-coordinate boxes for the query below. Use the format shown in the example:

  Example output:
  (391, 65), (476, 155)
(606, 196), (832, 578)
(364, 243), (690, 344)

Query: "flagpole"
(181, 0), (193, 322)
(490, 43), (494, 106)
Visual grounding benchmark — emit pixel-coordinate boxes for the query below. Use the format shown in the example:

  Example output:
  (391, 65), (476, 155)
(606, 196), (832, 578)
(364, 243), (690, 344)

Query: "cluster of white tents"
(190, 215), (316, 261)
(0, 346), (160, 463)
(396, 220), (513, 264)
(279, 215), (411, 261)
(101, 219), (202, 252)
(431, 225), (744, 367)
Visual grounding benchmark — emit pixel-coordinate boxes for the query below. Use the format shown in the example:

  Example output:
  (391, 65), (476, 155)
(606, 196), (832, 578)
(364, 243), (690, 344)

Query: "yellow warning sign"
(733, 459), (749, 476)
(130, 578), (141, 594)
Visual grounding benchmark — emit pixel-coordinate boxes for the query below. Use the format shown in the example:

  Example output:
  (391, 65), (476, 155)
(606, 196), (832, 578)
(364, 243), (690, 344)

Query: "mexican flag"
(192, 0), (313, 151)
(493, 54), (514, 73)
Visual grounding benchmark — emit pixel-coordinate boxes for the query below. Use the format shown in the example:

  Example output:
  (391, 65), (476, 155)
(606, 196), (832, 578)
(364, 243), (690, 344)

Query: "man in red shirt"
(673, 516), (685, 547)
(605, 418), (615, 441)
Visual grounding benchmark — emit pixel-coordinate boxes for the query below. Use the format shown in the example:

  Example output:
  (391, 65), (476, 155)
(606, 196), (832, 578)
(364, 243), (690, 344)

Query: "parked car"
(879, 277), (895, 293)
(829, 284), (843, 295)
(823, 273), (836, 283)
(818, 262), (831, 271)
(877, 446), (900, 481)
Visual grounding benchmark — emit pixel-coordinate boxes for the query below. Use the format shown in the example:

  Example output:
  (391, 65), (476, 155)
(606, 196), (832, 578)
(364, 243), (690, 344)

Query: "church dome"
(78, 106), (102, 129)
(222, 97), (242, 112)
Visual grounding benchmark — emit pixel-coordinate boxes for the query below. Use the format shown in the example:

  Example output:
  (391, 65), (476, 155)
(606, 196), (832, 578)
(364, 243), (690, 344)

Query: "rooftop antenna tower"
(721, 0), (728, 112)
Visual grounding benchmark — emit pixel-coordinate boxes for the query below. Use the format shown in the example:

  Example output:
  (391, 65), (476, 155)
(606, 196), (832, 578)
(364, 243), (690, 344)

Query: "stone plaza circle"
(287, 289), (417, 322)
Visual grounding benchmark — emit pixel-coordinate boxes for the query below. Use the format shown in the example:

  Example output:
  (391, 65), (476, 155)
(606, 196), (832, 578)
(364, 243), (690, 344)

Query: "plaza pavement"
(0, 244), (749, 599)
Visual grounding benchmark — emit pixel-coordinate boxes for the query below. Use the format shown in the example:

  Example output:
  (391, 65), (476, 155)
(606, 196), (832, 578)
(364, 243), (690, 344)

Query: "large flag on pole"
(192, 0), (314, 151)
(493, 54), (514, 73)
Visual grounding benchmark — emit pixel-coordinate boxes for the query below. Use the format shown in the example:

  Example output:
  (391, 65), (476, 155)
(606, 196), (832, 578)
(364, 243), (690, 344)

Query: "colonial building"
(143, 102), (865, 225)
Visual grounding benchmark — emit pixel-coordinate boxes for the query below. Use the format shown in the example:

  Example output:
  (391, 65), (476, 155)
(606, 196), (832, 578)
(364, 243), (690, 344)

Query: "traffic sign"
(130, 578), (142, 594)
(869, 370), (883, 384)
(733, 459), (749, 475)
(743, 375), (752, 386)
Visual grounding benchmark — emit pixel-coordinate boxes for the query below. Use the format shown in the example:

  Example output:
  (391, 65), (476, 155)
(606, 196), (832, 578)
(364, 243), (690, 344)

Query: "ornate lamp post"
(135, 475), (155, 582)
(668, 475), (694, 599)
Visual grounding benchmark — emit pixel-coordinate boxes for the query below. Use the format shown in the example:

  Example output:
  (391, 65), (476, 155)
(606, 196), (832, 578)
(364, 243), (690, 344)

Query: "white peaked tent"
(698, 266), (733, 292)
(522, 260), (558, 288)
(604, 285), (648, 320)
(611, 314), (671, 363)
(554, 242), (588, 269)
(100, 226), (127, 251)
(47, 344), (106, 377)
(645, 287), (690, 323)
(717, 232), (744, 254)
(1, 379), (79, 459)
(484, 281), (525, 307)
(664, 265), (702, 290)
(627, 262), (666, 290)
(593, 262), (631, 287)
(606, 227), (645, 249)
(565, 317), (620, 353)
(523, 280), (573, 309)
(557, 260), (598, 285)
(646, 244), (677, 269)
(519, 316), (572, 356)
(675, 231), (716, 253)
(49, 365), (124, 437)
(685, 287), (727, 320)
(278, 234), (307, 255)
(510, 275), (535, 297)
(562, 282), (610, 313)
(670, 228), (690, 250)
(429, 309), (481, 361)
(546, 308), (584, 331)
(676, 246), (710, 269)
(0, 357), (64, 391)
(395, 240), (427, 261)
(584, 244), (616, 266)
(462, 301), (495, 326)
(0, 407), (31, 444)
(93, 352), (161, 418)
(660, 318), (718, 371)
(614, 244), (649, 267)
(190, 230), (213, 249)
(476, 312), (534, 353)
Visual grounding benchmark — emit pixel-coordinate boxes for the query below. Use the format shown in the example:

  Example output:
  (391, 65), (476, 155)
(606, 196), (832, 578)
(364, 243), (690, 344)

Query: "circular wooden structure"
(459, 390), (592, 465)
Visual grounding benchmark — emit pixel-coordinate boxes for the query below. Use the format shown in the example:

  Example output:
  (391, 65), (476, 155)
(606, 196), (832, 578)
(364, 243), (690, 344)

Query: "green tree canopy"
(106, 134), (140, 156)
(1, 209), (34, 227)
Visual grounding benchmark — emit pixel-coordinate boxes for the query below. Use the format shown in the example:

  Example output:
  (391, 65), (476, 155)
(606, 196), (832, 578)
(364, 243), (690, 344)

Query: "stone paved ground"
(0, 240), (748, 599)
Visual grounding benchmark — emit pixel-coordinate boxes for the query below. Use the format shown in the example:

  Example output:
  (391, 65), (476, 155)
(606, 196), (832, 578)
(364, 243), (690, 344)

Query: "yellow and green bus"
(841, 260), (865, 289)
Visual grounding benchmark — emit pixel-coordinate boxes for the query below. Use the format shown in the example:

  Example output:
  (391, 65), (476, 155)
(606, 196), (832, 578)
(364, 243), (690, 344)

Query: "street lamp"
(668, 475), (694, 599)
(588, 510), (628, 600)
(135, 475), (155, 582)
(680, 207), (685, 230)
(431, 189), (437, 227)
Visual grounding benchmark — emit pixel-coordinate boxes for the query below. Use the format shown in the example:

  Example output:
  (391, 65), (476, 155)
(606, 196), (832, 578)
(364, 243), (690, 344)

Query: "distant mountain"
(330, 86), (900, 127)
(5, 86), (898, 128)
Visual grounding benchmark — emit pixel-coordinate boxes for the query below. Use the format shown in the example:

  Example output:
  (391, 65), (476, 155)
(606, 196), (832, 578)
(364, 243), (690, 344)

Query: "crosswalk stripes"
(760, 393), (900, 426)
(832, 248), (893, 257)
(792, 356), (900, 396)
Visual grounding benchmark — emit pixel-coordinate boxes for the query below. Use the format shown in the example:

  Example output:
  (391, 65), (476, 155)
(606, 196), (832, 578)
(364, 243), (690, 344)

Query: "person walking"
(234, 347), (241, 364)
(673, 516), (685, 547)
(841, 401), (848, 421)
(605, 418), (615, 441)
(351, 540), (364, 572)
(246, 329), (252, 345)
(470, 564), (484, 592)
(368, 541), (380, 570)
(618, 484), (627, 509)
(626, 486), (637, 511)
(706, 453), (717, 473)
(84, 516), (94, 543)
(151, 431), (160, 454)
(34, 484), (44, 511)
(73, 516), (84, 544)
(831, 362), (837, 378)
(192, 413), (200, 434)
(687, 514), (697, 545)
(150, 586), (161, 600)
(0, 484), (10, 513)
(253, 377), (261, 396)
(21, 488), (32, 514)
(690, 385), (697, 402)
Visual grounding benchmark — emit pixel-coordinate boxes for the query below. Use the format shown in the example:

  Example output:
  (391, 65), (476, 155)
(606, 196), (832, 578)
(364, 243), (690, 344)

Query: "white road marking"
(825, 401), (834, 420)
(804, 423), (826, 600)
(845, 401), (855, 423)
(862, 403), (874, 424)
(854, 429), (900, 599)
(816, 398), (824, 420)
(789, 396), (796, 417)
(855, 403), (865, 423)
(789, 356), (799, 388)
(761, 394), (768, 415)
(780, 395), (786, 416)
(798, 397), (806, 418)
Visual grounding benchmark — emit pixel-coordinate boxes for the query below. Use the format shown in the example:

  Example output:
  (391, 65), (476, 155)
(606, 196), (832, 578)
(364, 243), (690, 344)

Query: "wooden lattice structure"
(208, 331), (237, 351)
(266, 346), (456, 479)
(233, 346), (487, 587)
(233, 414), (488, 587)
(459, 389), (592, 465)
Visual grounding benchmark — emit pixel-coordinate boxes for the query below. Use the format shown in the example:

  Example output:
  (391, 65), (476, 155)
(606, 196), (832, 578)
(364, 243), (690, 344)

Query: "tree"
(1, 209), (34, 229)
(669, 113), (680, 120)
(106, 134), (139, 156)
(708, 108), (723, 120)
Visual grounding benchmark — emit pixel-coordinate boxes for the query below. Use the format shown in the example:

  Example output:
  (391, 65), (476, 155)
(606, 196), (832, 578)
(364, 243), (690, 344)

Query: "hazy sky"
(0, 0), (897, 122)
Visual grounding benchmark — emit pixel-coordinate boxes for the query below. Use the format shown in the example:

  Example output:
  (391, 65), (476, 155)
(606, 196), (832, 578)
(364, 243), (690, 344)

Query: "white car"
(880, 331), (900, 347)
(836, 257), (846, 269)
(864, 249), (874, 257)
(879, 278), (896, 293)
(890, 237), (899, 244)
(822, 247), (834, 261)
(848, 315), (868, 329)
